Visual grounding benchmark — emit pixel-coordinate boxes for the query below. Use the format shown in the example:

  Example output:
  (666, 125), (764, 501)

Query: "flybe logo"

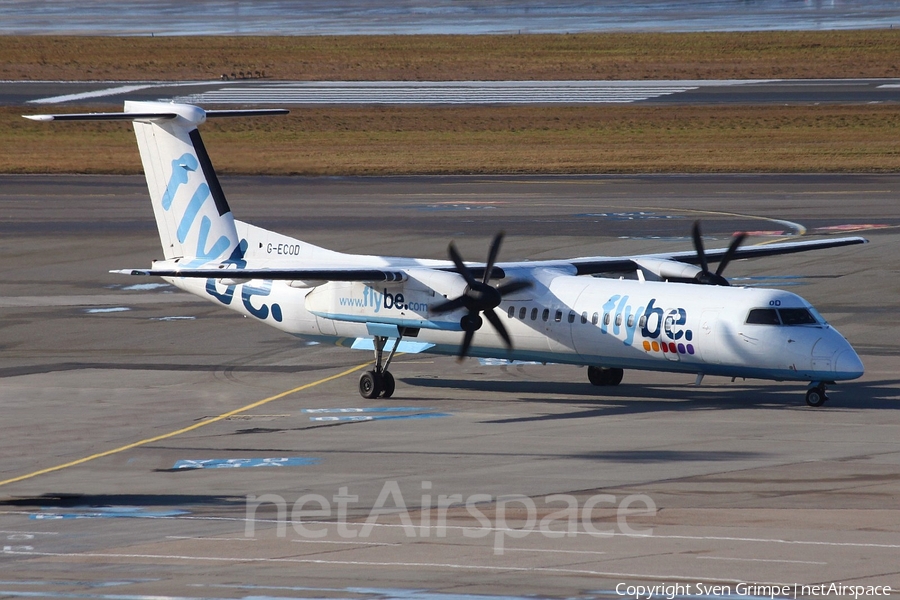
(162, 153), (281, 322)
(339, 287), (429, 314)
(203, 240), (284, 323)
(162, 153), (234, 265)
(601, 295), (695, 356)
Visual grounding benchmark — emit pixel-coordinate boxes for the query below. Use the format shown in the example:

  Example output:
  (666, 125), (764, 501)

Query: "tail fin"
(25, 102), (287, 264)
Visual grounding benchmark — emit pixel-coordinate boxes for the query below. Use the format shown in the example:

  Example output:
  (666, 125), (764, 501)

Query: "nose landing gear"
(805, 382), (829, 407)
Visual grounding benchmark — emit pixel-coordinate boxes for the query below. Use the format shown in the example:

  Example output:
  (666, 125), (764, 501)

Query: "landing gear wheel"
(380, 371), (395, 399)
(805, 386), (827, 407)
(606, 367), (624, 386)
(359, 370), (382, 399)
(588, 366), (624, 386)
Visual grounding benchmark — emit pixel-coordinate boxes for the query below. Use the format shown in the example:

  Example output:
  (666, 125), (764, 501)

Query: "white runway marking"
(0, 548), (763, 585)
(171, 80), (769, 105)
(165, 536), (255, 542)
(28, 84), (154, 104)
(697, 556), (827, 565)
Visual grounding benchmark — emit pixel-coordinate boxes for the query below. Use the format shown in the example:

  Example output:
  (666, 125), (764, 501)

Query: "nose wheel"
(805, 383), (828, 407)
(358, 332), (403, 399)
(588, 366), (624, 386)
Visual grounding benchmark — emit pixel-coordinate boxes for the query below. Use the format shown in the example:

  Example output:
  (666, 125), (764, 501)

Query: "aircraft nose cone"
(835, 349), (864, 380)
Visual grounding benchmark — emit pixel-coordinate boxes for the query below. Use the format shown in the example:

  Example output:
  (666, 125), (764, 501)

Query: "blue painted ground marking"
(302, 407), (432, 414)
(30, 507), (188, 520)
(84, 307), (130, 314)
(309, 413), (451, 423)
(575, 211), (683, 221)
(478, 358), (544, 366)
(172, 457), (321, 470)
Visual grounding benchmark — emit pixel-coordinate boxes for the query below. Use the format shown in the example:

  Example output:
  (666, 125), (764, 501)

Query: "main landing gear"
(358, 333), (402, 399)
(587, 366), (624, 387)
(805, 382), (829, 407)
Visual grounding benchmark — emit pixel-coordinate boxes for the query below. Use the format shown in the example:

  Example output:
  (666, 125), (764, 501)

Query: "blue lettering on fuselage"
(599, 296), (691, 347)
(338, 287), (427, 313)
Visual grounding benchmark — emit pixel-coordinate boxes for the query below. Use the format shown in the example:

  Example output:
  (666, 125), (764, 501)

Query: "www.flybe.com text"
(339, 287), (429, 313)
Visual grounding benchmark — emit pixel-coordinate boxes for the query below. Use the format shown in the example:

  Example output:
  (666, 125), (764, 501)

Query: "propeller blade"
(495, 278), (532, 296)
(715, 232), (747, 276)
(692, 220), (709, 275)
(457, 328), (475, 360)
(483, 231), (505, 284)
(448, 242), (479, 288)
(431, 295), (468, 314)
(484, 308), (513, 349)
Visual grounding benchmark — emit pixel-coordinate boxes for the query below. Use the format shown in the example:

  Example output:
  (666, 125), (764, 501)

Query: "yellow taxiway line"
(0, 361), (371, 489)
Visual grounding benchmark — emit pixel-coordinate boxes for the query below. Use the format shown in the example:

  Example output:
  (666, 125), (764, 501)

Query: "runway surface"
(5, 79), (900, 107)
(0, 174), (899, 598)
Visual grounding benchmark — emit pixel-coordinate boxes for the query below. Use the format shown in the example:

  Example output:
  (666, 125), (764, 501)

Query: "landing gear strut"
(358, 332), (403, 399)
(805, 382), (828, 407)
(588, 366), (624, 387)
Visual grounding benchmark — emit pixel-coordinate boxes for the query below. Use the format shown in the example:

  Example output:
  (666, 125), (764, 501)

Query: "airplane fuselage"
(169, 257), (863, 385)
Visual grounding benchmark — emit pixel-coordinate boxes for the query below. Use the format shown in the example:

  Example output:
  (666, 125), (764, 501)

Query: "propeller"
(431, 232), (532, 359)
(691, 220), (746, 286)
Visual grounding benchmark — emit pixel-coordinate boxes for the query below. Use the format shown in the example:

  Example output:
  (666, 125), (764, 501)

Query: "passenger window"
(639, 315), (647, 328)
(555, 310), (562, 322)
(746, 308), (780, 325)
(603, 313), (611, 326)
(627, 315), (634, 328)
(508, 306), (515, 318)
(591, 312), (599, 325)
(615, 313), (622, 326)
(779, 308), (817, 325)
(568, 311), (576, 324)
(519, 307), (527, 320)
(581, 311), (588, 324)
(531, 307), (538, 321)
(542, 308), (550, 322)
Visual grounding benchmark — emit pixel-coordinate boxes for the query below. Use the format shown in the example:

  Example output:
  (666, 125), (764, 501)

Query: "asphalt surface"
(5, 78), (900, 107)
(0, 174), (898, 599)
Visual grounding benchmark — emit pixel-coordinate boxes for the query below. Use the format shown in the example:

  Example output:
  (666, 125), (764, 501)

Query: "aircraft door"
(697, 309), (723, 364)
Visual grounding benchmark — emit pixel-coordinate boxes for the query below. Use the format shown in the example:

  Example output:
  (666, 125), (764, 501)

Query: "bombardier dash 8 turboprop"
(27, 101), (867, 406)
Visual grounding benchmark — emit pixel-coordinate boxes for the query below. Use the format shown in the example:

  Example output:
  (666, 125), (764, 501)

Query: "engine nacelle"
(304, 269), (468, 330)
(633, 258), (703, 282)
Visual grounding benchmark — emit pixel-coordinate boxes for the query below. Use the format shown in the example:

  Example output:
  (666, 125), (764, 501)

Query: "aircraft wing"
(548, 235), (869, 276)
(114, 235), (866, 282)
(113, 268), (407, 282)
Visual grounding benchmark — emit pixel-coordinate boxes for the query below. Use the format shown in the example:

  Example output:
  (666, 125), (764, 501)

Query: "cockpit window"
(746, 308), (780, 325)
(746, 307), (821, 326)
(778, 308), (817, 325)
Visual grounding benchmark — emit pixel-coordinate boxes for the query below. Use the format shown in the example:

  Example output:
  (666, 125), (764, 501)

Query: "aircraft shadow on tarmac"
(402, 377), (900, 423)
(0, 493), (246, 510)
(0, 361), (350, 379)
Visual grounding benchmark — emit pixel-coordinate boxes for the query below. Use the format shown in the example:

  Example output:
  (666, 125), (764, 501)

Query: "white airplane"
(26, 101), (867, 407)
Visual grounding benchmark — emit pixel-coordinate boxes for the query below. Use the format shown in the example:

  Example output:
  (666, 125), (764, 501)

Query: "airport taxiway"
(0, 174), (898, 598)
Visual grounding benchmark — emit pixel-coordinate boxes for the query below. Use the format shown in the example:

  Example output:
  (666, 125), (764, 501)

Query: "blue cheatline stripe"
(309, 413), (451, 423)
(302, 407), (432, 414)
(31, 507), (189, 520)
(172, 457), (321, 470)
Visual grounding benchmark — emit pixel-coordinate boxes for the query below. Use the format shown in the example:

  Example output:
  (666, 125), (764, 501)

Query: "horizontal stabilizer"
(24, 108), (288, 123)
(24, 112), (177, 122)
